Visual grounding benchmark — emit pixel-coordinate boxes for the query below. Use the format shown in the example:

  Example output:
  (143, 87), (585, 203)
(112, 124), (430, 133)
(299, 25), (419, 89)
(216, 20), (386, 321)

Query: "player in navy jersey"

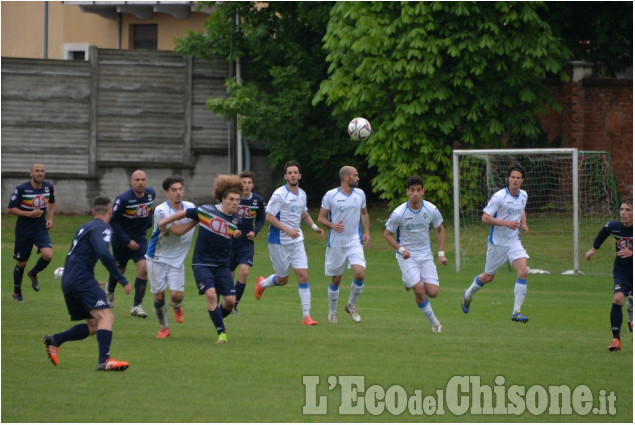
(8, 163), (56, 302)
(106, 170), (156, 318)
(461, 162), (531, 323)
(43, 196), (131, 371)
(159, 175), (243, 344)
(384, 176), (447, 333)
(229, 170), (266, 314)
(586, 198), (633, 352)
(318, 166), (371, 323)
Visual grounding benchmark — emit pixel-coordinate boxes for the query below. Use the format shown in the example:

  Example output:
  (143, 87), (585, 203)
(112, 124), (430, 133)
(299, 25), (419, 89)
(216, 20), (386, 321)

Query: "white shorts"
(324, 245), (366, 276)
(268, 242), (308, 278)
(396, 254), (439, 288)
(484, 241), (529, 275)
(147, 259), (186, 294)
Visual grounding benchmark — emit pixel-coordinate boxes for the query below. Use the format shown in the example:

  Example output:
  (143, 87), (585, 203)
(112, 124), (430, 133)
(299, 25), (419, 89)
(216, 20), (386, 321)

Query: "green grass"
(1, 212), (632, 422)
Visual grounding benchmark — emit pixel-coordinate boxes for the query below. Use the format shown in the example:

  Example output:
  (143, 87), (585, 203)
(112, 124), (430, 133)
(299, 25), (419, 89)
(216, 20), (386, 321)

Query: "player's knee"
(276, 276), (289, 286)
(42, 251), (53, 262)
(424, 285), (439, 298)
(480, 273), (495, 284)
(613, 292), (625, 305)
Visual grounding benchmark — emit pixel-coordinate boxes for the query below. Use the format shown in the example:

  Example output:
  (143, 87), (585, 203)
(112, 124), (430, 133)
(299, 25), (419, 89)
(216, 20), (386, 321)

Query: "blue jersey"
(110, 188), (156, 244)
(235, 192), (266, 245)
(8, 181), (55, 234)
(593, 221), (633, 275)
(186, 204), (241, 267)
(62, 218), (128, 290)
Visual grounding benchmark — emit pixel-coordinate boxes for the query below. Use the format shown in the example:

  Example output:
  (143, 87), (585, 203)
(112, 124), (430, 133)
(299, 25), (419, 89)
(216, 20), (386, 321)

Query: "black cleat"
(13, 292), (24, 302)
(28, 271), (40, 291)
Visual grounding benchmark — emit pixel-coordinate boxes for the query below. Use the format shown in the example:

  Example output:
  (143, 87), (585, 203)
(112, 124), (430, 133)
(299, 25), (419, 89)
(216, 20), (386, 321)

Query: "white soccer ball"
(54, 267), (64, 280)
(348, 117), (372, 141)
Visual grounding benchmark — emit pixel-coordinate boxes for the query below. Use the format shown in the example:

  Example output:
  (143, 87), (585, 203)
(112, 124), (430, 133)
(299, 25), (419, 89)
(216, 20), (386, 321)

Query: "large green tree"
(315, 2), (572, 209)
(175, 1), (367, 202)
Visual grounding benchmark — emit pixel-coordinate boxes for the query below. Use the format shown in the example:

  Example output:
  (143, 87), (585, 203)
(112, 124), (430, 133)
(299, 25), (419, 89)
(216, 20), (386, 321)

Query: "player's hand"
(234, 230), (242, 238)
(617, 248), (633, 259)
(46, 219), (53, 229)
(247, 231), (255, 240)
(316, 227), (324, 240)
(97, 281), (106, 286)
(123, 283), (132, 295)
(401, 249), (411, 259)
(585, 247), (596, 260)
(31, 209), (44, 218)
(332, 220), (345, 233)
(127, 240), (139, 250)
(363, 233), (371, 249)
(521, 223), (529, 236)
(438, 255), (448, 266)
(506, 221), (521, 230)
(287, 228), (300, 239)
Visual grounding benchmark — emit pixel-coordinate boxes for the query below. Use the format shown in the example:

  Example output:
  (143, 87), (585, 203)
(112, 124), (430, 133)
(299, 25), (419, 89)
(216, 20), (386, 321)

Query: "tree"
(315, 2), (572, 209)
(175, 1), (370, 203)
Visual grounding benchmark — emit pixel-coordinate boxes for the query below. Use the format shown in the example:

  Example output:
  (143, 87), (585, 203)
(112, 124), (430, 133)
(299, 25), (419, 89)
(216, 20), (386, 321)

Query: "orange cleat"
(254, 276), (265, 300)
(97, 358), (129, 371)
(173, 305), (185, 324)
(302, 315), (318, 326)
(43, 335), (59, 366)
(157, 328), (171, 339)
(608, 338), (622, 352)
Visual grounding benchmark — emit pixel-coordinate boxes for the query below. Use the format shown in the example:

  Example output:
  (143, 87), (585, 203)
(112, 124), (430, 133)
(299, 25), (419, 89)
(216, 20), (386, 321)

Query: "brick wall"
(539, 63), (633, 198)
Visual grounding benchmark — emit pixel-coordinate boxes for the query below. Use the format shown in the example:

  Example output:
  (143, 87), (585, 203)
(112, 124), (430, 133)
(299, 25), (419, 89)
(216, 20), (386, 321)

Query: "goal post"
(453, 149), (618, 276)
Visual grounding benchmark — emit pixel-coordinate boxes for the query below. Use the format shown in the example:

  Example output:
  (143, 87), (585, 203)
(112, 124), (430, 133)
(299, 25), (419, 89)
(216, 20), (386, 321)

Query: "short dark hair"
(621, 198), (633, 207)
(93, 196), (111, 214)
(284, 160), (301, 174)
(162, 175), (184, 191)
(239, 170), (256, 181)
(406, 175), (424, 189)
(508, 162), (526, 178)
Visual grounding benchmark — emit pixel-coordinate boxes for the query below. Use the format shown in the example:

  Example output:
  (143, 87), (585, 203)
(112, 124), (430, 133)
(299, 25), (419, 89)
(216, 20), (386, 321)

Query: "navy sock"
(29, 257), (50, 276)
(107, 275), (118, 293)
(133, 278), (147, 306)
(208, 308), (225, 335)
(13, 266), (25, 294)
(96, 329), (113, 363)
(611, 303), (623, 339)
(221, 305), (232, 318)
(54, 324), (90, 346)
(234, 281), (246, 304)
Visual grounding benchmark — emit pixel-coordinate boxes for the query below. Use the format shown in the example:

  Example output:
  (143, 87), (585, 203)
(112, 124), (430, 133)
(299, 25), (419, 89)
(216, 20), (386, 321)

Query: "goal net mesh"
(455, 150), (618, 276)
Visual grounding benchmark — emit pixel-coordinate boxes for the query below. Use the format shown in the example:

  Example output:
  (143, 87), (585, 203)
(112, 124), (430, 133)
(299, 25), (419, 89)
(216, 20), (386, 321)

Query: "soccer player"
(7, 163), (56, 302)
(159, 174), (243, 344)
(384, 176), (447, 333)
(318, 166), (370, 323)
(106, 170), (156, 318)
(461, 162), (530, 323)
(229, 170), (266, 314)
(43, 196), (131, 371)
(585, 198), (633, 352)
(254, 160), (324, 326)
(146, 176), (197, 339)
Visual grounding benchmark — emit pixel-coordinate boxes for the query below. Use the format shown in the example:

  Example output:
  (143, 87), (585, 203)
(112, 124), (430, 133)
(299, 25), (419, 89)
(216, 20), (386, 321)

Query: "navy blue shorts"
(613, 266), (633, 297)
(63, 282), (110, 321)
(229, 241), (255, 271)
(192, 265), (236, 297)
(112, 239), (148, 269)
(13, 230), (53, 262)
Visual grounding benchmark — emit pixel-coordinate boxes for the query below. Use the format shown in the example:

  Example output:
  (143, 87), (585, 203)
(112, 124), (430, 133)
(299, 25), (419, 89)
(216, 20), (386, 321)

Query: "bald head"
(30, 163), (46, 187)
(339, 166), (359, 191)
(130, 170), (148, 196)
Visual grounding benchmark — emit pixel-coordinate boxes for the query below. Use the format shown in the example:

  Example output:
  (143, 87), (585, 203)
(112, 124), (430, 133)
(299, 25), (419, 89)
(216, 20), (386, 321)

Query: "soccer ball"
(348, 117), (372, 141)
(54, 267), (64, 280)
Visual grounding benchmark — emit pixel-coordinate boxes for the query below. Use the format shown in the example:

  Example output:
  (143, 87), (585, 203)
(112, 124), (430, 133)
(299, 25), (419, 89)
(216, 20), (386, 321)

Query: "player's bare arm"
(318, 207), (344, 233)
(7, 207), (44, 218)
(361, 207), (371, 248)
(435, 223), (447, 266)
(166, 219), (197, 236)
(159, 210), (187, 235)
(617, 248), (633, 259)
(302, 212), (324, 239)
(46, 202), (55, 229)
(520, 211), (529, 235)
(384, 229), (409, 259)
(266, 212), (298, 238)
(585, 247), (596, 260)
(482, 212), (521, 230)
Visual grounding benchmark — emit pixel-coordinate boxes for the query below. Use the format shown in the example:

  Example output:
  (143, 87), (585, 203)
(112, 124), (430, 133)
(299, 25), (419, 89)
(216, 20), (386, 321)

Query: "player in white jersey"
(146, 176), (197, 338)
(384, 176), (447, 333)
(461, 162), (531, 323)
(255, 161), (324, 326)
(318, 166), (370, 323)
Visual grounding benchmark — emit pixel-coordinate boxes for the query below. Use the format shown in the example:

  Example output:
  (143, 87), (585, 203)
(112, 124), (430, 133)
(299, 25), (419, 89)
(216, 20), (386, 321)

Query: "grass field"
(1, 212), (632, 422)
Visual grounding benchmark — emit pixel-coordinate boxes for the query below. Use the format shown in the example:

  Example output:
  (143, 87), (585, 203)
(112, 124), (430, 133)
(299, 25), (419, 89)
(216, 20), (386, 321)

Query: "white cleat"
(130, 305), (148, 318)
(345, 303), (361, 323)
(106, 291), (115, 308)
(432, 323), (442, 333)
(328, 313), (338, 323)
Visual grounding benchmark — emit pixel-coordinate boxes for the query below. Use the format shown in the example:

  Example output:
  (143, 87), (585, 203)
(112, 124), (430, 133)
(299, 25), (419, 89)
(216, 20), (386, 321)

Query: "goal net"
(453, 149), (619, 276)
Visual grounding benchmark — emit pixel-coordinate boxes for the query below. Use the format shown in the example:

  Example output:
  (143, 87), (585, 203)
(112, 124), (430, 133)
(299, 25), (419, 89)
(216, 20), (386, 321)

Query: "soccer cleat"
(627, 322), (633, 333)
(328, 313), (338, 323)
(608, 338), (622, 352)
(302, 315), (318, 326)
(461, 290), (471, 314)
(157, 328), (171, 339)
(130, 305), (148, 318)
(254, 276), (265, 300)
(215, 332), (228, 344)
(43, 335), (59, 366)
(28, 271), (40, 291)
(345, 303), (361, 323)
(96, 358), (129, 371)
(173, 305), (185, 323)
(432, 323), (442, 333)
(511, 311), (529, 323)
(233, 306), (241, 314)
(13, 292), (24, 302)
(106, 290), (115, 308)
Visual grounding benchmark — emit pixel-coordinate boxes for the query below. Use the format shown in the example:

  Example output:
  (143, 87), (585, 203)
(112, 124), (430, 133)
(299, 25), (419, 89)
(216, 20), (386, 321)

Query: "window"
(63, 43), (89, 61)
(131, 24), (158, 49)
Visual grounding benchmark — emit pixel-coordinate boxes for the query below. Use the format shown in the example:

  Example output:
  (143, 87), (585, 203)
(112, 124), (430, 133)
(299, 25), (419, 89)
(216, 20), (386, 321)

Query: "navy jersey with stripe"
(593, 221), (633, 275)
(62, 218), (128, 290)
(235, 192), (266, 245)
(8, 181), (55, 234)
(186, 204), (241, 267)
(110, 188), (156, 244)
